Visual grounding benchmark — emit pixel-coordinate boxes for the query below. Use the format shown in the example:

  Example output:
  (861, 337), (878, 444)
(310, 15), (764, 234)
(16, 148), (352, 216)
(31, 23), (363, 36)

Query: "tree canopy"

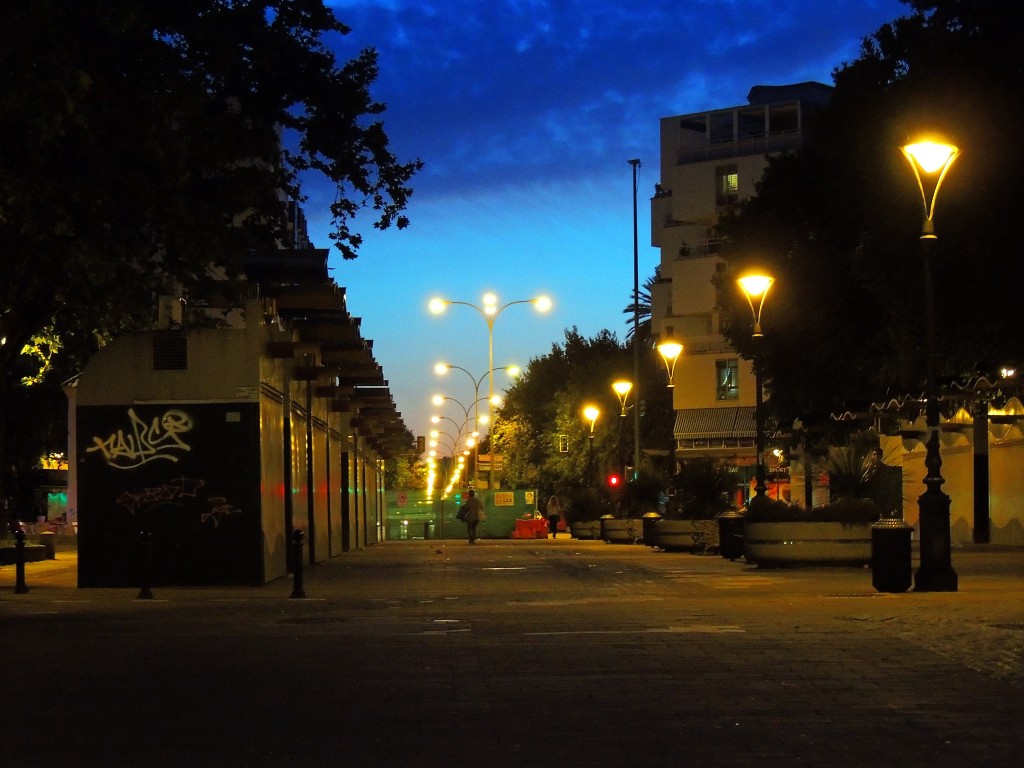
(717, 0), (1024, 426)
(0, 0), (421, 464)
(494, 327), (675, 513)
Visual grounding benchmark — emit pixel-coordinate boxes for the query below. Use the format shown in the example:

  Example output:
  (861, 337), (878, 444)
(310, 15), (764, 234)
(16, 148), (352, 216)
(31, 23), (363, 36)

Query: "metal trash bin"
(717, 509), (744, 561)
(642, 512), (662, 547)
(871, 517), (912, 593)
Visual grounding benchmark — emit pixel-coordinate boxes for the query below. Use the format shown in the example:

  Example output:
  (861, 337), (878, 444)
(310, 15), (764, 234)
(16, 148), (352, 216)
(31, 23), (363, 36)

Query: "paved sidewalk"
(2, 540), (1022, 767)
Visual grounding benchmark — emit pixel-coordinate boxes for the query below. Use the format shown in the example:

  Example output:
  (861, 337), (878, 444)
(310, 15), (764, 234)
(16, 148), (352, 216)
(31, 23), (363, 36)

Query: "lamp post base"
(914, 485), (958, 592)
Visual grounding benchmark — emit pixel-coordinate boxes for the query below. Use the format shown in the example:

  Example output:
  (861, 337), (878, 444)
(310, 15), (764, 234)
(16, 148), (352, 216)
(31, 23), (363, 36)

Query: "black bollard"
(14, 529), (29, 594)
(290, 529), (306, 599)
(137, 530), (154, 600)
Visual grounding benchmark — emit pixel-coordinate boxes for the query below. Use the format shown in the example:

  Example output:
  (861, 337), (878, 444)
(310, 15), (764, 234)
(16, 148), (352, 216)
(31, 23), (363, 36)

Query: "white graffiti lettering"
(87, 408), (193, 469)
(201, 497), (243, 528)
(115, 477), (206, 515)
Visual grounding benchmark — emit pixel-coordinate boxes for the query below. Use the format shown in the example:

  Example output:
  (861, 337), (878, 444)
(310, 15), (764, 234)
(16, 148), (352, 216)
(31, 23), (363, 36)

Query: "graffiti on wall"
(115, 476), (242, 527)
(86, 408), (193, 469)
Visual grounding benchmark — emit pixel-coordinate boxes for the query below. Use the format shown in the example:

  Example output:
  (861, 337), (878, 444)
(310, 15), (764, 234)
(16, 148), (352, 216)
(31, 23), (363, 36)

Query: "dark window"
(153, 336), (187, 370)
(716, 359), (739, 400)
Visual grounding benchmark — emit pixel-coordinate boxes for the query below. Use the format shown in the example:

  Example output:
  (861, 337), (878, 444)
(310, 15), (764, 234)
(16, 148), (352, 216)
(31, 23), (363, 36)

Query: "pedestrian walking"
(546, 492), (564, 538)
(462, 489), (484, 543)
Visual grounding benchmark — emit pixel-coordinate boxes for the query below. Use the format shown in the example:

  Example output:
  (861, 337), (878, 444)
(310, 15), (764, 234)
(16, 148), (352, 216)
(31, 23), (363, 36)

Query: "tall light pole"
(629, 158), (642, 480)
(902, 137), (959, 592)
(429, 293), (552, 489)
(738, 273), (774, 499)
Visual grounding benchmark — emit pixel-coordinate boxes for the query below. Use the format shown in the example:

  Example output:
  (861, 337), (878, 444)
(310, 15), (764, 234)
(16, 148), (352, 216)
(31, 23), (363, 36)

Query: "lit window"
(715, 164), (739, 207)
(716, 359), (738, 400)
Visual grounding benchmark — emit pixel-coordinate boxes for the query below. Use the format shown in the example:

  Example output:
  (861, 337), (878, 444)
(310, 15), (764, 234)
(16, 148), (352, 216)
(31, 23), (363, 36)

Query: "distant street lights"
(429, 292), (552, 488)
(902, 137), (960, 593)
(738, 273), (774, 499)
(434, 361), (519, 487)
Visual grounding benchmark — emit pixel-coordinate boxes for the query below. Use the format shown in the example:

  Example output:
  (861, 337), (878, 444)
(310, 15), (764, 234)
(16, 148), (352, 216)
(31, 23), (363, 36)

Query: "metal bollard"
(290, 529), (306, 599)
(14, 529), (29, 594)
(137, 530), (154, 599)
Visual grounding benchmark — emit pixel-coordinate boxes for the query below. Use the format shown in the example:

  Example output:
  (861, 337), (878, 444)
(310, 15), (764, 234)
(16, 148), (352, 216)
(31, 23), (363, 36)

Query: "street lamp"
(902, 137), (959, 593)
(429, 292), (552, 488)
(738, 273), (774, 499)
(657, 340), (683, 388)
(612, 381), (632, 417)
(612, 381), (632, 480)
(583, 405), (600, 486)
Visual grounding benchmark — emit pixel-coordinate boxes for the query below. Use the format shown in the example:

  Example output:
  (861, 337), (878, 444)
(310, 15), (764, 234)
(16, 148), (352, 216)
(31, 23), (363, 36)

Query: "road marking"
(525, 625), (744, 636)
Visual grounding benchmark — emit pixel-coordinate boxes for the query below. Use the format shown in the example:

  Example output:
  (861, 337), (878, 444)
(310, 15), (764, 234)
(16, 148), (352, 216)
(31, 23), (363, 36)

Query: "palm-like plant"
(623, 270), (658, 343)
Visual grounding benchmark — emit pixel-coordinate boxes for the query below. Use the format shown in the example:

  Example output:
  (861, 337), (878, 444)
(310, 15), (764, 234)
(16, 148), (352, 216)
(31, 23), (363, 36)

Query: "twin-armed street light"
(738, 273), (774, 500)
(902, 137), (959, 593)
(429, 292), (552, 488)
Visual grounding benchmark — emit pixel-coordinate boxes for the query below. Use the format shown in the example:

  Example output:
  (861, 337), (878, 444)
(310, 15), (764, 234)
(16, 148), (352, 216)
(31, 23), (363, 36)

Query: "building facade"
(649, 83), (832, 502)
(69, 249), (412, 586)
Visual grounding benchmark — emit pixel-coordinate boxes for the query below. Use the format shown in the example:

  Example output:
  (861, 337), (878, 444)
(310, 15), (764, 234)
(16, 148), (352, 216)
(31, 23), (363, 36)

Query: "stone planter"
(652, 519), (699, 551)
(743, 521), (873, 567)
(570, 520), (602, 540)
(600, 517), (643, 544)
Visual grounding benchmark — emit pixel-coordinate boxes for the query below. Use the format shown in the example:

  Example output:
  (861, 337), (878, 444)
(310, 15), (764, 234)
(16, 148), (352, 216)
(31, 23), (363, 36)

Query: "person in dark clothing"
(462, 490), (484, 543)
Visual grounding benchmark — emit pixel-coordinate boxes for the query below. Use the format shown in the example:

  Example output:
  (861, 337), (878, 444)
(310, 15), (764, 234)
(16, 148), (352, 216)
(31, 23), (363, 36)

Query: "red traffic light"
(607, 474), (620, 487)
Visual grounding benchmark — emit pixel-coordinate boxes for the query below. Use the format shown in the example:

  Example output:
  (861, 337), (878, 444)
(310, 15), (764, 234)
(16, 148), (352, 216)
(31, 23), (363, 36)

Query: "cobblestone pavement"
(1, 540), (1022, 767)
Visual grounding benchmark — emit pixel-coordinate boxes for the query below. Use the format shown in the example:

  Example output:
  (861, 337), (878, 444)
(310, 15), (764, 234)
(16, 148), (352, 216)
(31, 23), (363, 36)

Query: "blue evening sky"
(304, 0), (908, 445)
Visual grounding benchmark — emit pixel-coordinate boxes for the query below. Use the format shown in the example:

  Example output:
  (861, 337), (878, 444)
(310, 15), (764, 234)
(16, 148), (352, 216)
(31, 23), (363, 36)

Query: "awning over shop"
(672, 406), (757, 440)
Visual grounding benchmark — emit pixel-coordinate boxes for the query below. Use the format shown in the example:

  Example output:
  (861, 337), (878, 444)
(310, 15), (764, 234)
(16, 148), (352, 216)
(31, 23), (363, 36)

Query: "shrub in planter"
(743, 495), (883, 526)
(664, 458), (734, 520)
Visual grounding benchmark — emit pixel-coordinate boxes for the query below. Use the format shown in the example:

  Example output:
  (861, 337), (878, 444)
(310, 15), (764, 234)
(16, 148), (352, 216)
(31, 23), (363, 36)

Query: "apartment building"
(649, 82), (831, 500)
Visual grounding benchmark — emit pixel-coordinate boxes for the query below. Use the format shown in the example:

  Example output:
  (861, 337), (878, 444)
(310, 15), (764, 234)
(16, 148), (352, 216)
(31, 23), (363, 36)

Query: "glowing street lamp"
(902, 137), (960, 592)
(657, 340), (683, 388)
(612, 381), (632, 479)
(583, 404), (600, 486)
(612, 381), (633, 417)
(738, 273), (774, 499)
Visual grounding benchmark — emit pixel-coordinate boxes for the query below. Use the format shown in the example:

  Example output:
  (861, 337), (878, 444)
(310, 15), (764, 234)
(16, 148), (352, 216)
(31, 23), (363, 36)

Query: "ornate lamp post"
(429, 293), (551, 488)
(902, 138), (959, 592)
(737, 273), (774, 499)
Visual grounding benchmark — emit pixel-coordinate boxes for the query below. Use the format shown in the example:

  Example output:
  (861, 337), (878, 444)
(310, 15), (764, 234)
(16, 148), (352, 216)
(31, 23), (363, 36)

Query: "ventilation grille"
(153, 336), (187, 370)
